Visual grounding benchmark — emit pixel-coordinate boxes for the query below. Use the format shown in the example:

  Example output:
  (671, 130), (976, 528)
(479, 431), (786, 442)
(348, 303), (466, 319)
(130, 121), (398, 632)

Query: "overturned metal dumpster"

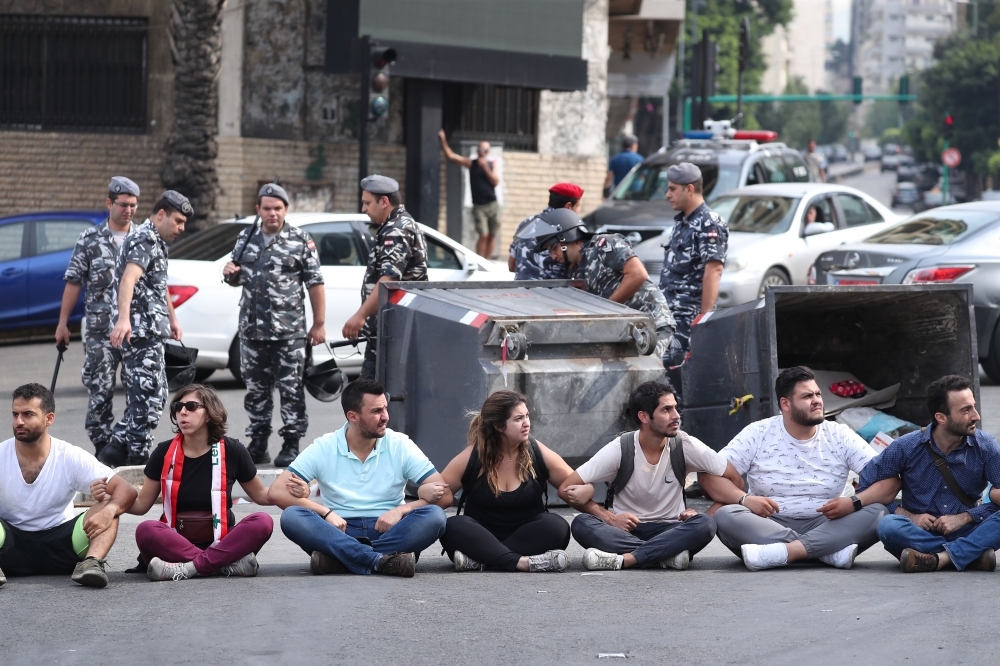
(681, 284), (979, 450)
(376, 281), (666, 470)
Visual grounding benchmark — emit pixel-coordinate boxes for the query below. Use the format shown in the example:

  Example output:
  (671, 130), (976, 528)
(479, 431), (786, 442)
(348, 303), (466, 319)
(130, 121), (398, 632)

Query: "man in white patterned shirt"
(699, 366), (900, 571)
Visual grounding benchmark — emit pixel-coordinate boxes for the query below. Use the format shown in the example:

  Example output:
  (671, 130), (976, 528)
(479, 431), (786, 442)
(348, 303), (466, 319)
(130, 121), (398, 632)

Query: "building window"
(0, 14), (148, 132)
(442, 83), (539, 152)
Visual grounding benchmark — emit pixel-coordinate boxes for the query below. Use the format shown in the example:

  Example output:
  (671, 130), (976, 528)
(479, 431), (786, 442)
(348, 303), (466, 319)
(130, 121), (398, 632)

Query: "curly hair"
(169, 383), (228, 442)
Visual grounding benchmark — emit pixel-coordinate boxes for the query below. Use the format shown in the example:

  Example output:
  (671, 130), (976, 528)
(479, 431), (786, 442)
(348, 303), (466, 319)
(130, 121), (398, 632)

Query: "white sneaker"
(147, 558), (197, 581)
(741, 543), (789, 571)
(582, 548), (624, 571)
(453, 550), (484, 572)
(218, 553), (259, 577)
(660, 550), (690, 570)
(527, 550), (569, 572)
(818, 544), (859, 569)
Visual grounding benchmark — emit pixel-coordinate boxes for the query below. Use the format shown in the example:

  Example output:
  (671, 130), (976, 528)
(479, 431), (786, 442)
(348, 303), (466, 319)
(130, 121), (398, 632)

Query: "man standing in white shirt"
(700, 367), (899, 571)
(558, 382), (742, 570)
(0, 384), (137, 588)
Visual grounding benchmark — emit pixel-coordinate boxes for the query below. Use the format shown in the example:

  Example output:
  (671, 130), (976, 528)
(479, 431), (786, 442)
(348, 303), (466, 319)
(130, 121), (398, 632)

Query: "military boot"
(247, 436), (271, 465)
(274, 438), (300, 468)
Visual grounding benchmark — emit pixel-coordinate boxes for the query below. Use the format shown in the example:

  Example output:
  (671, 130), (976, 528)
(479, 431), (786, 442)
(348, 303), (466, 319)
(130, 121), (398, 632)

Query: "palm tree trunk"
(161, 0), (225, 231)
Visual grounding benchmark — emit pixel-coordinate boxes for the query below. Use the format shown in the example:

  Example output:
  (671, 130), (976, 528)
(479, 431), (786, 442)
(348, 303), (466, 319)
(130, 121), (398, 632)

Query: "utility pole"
(357, 36), (371, 213)
(737, 17), (750, 130)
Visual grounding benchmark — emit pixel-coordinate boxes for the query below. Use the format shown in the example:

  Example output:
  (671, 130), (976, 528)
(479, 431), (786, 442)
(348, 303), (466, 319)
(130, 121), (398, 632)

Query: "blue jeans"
(877, 512), (1000, 571)
(280, 505), (447, 575)
(571, 513), (716, 567)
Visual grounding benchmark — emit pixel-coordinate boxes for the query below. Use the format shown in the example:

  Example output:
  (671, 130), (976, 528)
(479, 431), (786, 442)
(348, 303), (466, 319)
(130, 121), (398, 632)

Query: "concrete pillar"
(404, 79), (443, 227)
(218, 0), (244, 137)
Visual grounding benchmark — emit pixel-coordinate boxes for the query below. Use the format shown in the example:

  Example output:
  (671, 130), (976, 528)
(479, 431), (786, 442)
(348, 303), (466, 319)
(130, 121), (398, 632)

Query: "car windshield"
(613, 163), (741, 201)
(169, 223), (248, 260)
(709, 196), (800, 234)
(864, 212), (1000, 245)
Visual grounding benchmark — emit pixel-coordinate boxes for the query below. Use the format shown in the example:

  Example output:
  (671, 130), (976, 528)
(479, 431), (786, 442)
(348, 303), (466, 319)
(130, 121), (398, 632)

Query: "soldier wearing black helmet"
(533, 208), (677, 368)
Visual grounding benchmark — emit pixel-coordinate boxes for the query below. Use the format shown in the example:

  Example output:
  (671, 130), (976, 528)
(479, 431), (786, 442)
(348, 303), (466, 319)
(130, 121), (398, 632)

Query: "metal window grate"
(0, 14), (148, 132)
(443, 83), (539, 151)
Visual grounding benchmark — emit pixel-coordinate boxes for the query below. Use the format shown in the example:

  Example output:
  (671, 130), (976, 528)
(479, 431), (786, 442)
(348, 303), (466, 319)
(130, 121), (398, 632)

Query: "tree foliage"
(754, 78), (851, 148)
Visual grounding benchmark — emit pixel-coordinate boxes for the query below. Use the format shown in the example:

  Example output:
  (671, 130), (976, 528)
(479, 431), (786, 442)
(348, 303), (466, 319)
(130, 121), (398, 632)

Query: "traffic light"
(738, 17), (750, 74)
(368, 46), (397, 121)
(899, 75), (909, 104)
(852, 76), (863, 104)
(943, 112), (954, 140)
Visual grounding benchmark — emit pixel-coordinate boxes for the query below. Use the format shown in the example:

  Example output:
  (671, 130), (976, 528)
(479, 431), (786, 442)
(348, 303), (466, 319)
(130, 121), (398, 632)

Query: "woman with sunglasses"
(96, 383), (274, 580)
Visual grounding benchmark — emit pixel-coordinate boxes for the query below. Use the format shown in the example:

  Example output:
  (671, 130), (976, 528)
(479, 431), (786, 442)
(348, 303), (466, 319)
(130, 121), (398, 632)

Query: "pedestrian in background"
(223, 183), (326, 468)
(56, 177), (138, 458)
(343, 175), (427, 380)
(507, 183), (581, 280)
(438, 129), (501, 259)
(661, 163), (728, 402)
(804, 140), (827, 183)
(101, 191), (190, 467)
(604, 134), (643, 197)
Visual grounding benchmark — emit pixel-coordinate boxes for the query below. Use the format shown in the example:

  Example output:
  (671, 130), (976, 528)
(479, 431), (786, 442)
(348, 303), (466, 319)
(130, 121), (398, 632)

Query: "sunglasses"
(170, 401), (204, 414)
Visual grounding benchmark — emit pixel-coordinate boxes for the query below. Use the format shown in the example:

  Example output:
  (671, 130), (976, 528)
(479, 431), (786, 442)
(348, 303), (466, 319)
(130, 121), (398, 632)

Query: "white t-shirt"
(0, 437), (115, 531)
(721, 416), (875, 517)
(576, 430), (727, 522)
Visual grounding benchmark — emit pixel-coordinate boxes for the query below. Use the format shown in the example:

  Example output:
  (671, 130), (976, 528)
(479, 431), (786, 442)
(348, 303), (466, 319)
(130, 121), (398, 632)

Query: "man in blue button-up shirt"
(857, 375), (1000, 572)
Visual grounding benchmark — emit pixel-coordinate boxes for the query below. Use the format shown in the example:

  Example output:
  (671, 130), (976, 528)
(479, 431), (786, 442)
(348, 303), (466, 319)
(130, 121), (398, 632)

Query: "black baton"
(50, 341), (68, 394)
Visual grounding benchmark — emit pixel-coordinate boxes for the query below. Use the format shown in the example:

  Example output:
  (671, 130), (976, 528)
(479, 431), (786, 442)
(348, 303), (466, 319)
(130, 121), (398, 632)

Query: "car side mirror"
(804, 222), (835, 237)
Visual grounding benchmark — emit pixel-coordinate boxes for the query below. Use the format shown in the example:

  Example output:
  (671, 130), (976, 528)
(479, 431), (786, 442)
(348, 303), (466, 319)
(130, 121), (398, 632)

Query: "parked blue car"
(0, 211), (106, 331)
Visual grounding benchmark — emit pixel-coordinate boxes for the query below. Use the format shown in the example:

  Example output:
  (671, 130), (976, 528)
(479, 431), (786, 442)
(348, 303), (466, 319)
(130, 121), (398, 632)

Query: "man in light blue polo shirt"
(269, 378), (451, 577)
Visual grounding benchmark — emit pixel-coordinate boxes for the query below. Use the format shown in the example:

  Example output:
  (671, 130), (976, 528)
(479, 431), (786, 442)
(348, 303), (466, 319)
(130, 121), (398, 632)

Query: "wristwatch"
(852, 496), (863, 512)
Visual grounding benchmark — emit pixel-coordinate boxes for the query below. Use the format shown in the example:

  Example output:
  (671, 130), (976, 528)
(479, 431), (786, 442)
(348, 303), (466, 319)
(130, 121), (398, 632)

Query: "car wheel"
(758, 268), (790, 298)
(194, 368), (215, 382)
(228, 337), (245, 386)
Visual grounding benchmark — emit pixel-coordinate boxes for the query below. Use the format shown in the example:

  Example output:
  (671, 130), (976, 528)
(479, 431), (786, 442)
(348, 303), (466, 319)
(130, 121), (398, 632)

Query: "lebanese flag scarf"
(160, 434), (229, 544)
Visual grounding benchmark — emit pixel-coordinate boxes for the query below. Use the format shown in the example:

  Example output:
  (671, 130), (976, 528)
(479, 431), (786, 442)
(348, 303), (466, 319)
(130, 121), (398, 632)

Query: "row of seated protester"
(3, 366), (999, 588)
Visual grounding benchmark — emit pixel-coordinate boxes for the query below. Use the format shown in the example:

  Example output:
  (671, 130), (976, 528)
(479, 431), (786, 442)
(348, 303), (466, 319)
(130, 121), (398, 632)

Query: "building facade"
(761, 0), (835, 94)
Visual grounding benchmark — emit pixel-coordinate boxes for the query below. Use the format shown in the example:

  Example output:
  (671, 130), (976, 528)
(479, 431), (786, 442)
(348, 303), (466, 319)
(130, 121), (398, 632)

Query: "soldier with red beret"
(507, 183), (584, 280)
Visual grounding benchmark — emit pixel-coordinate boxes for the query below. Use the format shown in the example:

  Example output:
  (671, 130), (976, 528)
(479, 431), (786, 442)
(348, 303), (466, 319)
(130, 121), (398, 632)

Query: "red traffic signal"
(943, 113), (954, 140)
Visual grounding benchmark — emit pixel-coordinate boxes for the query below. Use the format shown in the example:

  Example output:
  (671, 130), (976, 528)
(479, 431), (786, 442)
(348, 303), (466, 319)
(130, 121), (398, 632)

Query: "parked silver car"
(809, 202), (1000, 380)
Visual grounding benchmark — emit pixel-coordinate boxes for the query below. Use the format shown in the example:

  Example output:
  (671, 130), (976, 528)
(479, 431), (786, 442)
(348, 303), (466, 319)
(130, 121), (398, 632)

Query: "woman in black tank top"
(438, 390), (576, 572)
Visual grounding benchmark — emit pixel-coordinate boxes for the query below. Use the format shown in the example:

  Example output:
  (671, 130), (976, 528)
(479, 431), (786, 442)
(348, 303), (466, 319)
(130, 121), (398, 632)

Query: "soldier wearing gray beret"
(666, 162), (702, 186)
(360, 174), (400, 196)
(258, 182), (290, 206)
(108, 176), (140, 198)
(157, 190), (194, 217)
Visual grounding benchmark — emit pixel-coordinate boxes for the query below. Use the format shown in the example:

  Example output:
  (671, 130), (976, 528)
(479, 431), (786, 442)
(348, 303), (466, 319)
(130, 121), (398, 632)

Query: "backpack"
(603, 431), (687, 511)
(455, 437), (550, 515)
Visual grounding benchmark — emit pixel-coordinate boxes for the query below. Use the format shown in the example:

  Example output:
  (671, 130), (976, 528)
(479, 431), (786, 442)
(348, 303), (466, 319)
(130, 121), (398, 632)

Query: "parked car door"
(425, 234), (471, 282)
(795, 195), (857, 282)
(834, 192), (889, 242)
(26, 218), (96, 325)
(0, 220), (29, 329)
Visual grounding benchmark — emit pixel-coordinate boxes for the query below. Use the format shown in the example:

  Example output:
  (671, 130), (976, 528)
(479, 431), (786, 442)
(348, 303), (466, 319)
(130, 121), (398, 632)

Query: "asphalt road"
(4, 340), (1000, 664)
(837, 162), (907, 213)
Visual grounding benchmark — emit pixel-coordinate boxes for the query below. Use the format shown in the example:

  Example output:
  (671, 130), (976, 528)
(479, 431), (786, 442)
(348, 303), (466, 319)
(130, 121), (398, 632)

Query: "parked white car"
(632, 183), (899, 307)
(166, 213), (513, 380)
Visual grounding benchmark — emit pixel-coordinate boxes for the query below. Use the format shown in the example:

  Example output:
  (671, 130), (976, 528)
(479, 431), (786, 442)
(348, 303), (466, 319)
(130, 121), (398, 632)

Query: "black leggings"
(440, 513), (571, 572)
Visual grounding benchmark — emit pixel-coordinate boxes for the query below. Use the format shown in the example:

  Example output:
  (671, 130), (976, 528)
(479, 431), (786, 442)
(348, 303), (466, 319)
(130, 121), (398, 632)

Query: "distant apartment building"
(851, 0), (956, 93)
(761, 0), (834, 94)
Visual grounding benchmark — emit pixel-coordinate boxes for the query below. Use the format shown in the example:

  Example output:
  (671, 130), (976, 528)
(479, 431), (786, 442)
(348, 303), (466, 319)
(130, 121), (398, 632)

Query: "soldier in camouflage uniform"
(101, 191), (191, 467)
(343, 175), (428, 380)
(56, 177), (139, 457)
(507, 182), (583, 280)
(533, 208), (676, 367)
(660, 163), (728, 397)
(223, 183), (326, 467)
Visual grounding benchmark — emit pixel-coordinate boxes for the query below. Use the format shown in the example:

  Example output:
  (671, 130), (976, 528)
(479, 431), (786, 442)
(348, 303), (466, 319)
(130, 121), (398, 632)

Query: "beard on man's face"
(790, 403), (824, 427)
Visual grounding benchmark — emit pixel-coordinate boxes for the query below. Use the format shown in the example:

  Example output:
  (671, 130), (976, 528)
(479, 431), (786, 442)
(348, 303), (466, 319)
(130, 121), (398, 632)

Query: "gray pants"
(715, 503), (887, 559)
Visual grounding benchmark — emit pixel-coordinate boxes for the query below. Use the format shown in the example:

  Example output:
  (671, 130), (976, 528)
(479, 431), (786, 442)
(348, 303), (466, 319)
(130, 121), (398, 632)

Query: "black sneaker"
(71, 557), (109, 588)
(274, 439), (299, 468)
(248, 437), (271, 465)
(97, 442), (127, 468)
(126, 451), (149, 466)
(310, 551), (348, 575)
(377, 552), (415, 577)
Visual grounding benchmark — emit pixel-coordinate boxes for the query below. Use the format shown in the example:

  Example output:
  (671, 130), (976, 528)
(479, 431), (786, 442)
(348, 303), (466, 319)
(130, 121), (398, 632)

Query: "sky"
(833, 0), (851, 42)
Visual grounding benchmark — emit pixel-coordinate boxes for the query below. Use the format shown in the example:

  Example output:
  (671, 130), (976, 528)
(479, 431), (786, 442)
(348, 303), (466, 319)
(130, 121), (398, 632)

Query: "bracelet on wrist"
(739, 493), (749, 506)
(321, 509), (333, 520)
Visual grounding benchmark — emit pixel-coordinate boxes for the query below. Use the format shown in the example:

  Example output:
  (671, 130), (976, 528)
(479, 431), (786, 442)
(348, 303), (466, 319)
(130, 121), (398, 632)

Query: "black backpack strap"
(669, 435), (688, 509)
(605, 431), (636, 510)
(455, 446), (482, 516)
(528, 437), (549, 507)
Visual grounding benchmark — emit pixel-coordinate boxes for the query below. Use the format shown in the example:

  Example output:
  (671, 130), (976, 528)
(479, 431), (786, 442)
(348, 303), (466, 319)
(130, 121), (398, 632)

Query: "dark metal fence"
(443, 83), (539, 151)
(0, 14), (148, 132)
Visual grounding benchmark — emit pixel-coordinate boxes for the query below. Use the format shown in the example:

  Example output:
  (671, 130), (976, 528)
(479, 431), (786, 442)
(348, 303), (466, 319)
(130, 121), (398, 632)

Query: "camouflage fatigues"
(229, 222), (324, 441)
(509, 208), (568, 280)
(108, 219), (171, 458)
(569, 233), (677, 367)
(659, 202), (728, 358)
(360, 205), (428, 379)
(63, 220), (132, 450)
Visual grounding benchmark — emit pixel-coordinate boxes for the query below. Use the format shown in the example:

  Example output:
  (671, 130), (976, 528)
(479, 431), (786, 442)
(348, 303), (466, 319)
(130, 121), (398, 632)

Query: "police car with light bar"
(584, 119), (812, 243)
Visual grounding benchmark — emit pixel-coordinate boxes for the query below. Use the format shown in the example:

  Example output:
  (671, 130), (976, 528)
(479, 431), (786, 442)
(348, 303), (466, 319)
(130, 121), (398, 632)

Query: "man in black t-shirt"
(439, 129), (501, 259)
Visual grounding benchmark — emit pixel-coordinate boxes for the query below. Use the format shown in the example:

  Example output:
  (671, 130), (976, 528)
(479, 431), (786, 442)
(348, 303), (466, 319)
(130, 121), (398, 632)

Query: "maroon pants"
(135, 512), (274, 575)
